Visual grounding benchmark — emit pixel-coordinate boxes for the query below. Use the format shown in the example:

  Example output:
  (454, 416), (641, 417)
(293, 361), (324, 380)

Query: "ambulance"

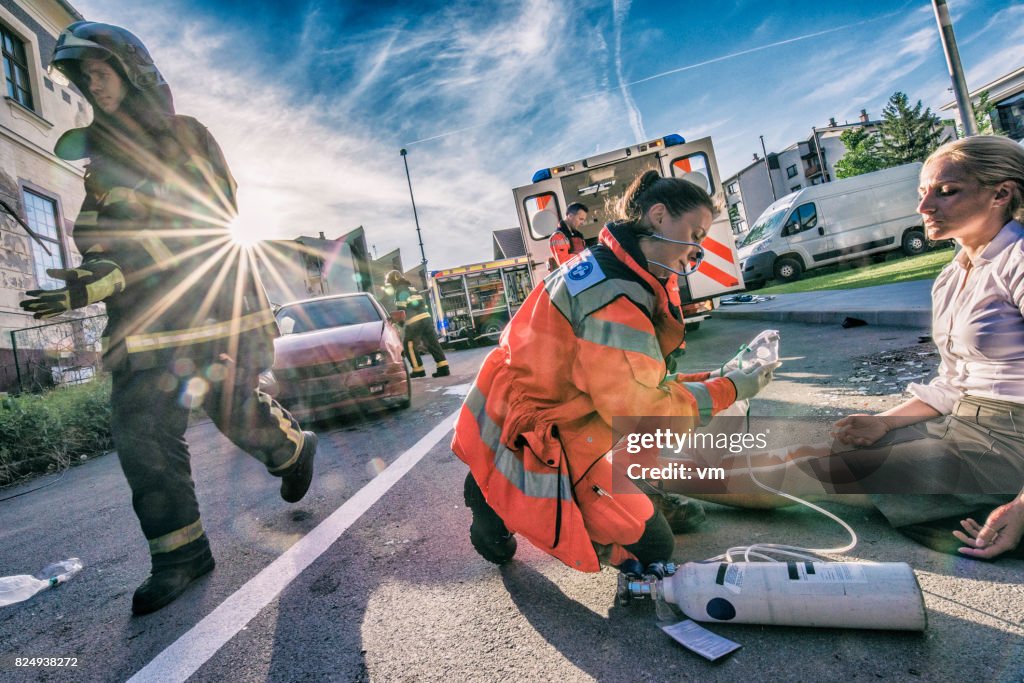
(512, 134), (744, 329)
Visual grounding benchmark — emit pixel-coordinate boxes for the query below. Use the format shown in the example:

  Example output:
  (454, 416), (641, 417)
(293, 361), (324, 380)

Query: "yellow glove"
(20, 261), (125, 319)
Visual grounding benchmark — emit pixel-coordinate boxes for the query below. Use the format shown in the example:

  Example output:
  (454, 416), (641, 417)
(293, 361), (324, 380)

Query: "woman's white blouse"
(908, 220), (1024, 414)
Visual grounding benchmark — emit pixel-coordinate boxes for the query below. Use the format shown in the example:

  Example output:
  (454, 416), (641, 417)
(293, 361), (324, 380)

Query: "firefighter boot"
(410, 370), (426, 378)
(651, 491), (706, 534)
(463, 472), (517, 565)
(432, 365), (450, 378)
(132, 535), (215, 615)
(281, 431), (318, 503)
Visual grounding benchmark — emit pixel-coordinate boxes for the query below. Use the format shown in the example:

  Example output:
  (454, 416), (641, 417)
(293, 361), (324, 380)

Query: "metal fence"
(5, 314), (106, 394)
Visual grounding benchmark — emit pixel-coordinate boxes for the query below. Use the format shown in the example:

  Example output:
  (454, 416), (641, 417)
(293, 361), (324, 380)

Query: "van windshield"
(740, 209), (786, 247)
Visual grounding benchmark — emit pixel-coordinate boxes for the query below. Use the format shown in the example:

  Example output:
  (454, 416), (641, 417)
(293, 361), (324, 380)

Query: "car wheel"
(684, 321), (701, 332)
(902, 230), (926, 256)
(773, 257), (803, 283)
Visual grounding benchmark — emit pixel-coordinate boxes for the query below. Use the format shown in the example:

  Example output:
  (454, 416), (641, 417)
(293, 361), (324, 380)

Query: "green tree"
(833, 127), (887, 179)
(877, 91), (948, 165)
(956, 90), (997, 136)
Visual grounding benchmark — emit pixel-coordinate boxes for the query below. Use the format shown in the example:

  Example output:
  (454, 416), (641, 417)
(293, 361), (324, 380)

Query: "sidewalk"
(713, 279), (934, 328)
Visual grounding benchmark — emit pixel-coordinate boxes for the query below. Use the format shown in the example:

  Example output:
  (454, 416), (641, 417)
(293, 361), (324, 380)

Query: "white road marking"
(128, 408), (462, 683)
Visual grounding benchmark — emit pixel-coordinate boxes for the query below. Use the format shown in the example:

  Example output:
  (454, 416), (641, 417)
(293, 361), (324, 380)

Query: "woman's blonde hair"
(925, 135), (1024, 222)
(614, 170), (718, 235)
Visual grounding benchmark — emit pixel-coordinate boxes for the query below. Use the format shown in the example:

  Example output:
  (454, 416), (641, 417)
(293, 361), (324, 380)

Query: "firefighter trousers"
(404, 316), (448, 373)
(110, 363), (305, 557)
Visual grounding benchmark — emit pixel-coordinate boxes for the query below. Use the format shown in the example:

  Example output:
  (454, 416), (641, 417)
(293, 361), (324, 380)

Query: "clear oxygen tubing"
(710, 332), (859, 565)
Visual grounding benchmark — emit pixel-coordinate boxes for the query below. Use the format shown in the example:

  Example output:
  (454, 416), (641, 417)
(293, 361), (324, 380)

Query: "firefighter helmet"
(385, 270), (404, 286)
(50, 21), (166, 95)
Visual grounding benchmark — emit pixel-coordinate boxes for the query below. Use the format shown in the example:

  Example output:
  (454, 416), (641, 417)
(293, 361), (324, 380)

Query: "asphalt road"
(0, 318), (1022, 682)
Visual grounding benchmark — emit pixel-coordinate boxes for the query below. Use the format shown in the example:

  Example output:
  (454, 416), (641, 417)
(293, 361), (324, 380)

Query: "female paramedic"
(670, 136), (1024, 561)
(451, 170), (778, 573)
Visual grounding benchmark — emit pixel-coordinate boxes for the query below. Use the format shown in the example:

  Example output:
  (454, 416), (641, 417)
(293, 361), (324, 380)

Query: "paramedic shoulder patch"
(562, 252), (606, 296)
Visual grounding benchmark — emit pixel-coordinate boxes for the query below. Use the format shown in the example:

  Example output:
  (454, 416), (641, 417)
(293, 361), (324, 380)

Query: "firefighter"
(385, 270), (449, 378)
(548, 202), (588, 269)
(452, 170), (778, 572)
(21, 22), (317, 615)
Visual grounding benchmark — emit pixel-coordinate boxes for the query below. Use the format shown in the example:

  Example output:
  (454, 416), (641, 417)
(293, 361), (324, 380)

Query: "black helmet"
(51, 21), (166, 92)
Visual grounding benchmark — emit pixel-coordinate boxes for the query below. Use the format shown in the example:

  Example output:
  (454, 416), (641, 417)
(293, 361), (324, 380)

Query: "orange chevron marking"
(696, 260), (739, 287)
(701, 236), (735, 264)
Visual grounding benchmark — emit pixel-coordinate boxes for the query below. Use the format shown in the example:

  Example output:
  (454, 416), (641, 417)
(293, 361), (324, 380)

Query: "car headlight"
(355, 352), (385, 368)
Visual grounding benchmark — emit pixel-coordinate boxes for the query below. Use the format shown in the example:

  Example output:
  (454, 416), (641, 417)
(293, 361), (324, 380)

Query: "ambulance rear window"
(670, 153), (714, 194)
(523, 192), (561, 240)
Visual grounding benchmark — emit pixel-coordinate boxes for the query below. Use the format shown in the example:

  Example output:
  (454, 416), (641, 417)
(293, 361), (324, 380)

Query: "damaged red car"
(261, 292), (411, 421)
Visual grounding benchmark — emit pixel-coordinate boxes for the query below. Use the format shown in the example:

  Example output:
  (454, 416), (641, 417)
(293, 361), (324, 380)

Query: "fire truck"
(511, 134), (744, 329)
(428, 256), (533, 346)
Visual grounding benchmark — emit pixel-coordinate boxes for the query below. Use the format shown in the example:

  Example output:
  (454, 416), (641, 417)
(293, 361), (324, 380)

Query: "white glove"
(725, 361), (781, 401)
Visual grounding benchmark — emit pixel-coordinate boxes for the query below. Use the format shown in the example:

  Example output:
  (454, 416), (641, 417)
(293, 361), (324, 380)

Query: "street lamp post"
(760, 135), (777, 201)
(932, 0), (977, 137)
(399, 148), (429, 290)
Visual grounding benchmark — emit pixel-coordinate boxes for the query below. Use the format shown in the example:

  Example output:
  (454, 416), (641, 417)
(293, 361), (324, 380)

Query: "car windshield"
(276, 296), (381, 334)
(739, 209), (787, 247)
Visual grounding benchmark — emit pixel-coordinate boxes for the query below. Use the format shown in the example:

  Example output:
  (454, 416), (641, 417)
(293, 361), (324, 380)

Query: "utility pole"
(399, 148), (429, 289)
(760, 135), (777, 201)
(932, 0), (977, 137)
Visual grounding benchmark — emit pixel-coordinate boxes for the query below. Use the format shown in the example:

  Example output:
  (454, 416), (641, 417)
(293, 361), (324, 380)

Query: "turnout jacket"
(57, 115), (278, 372)
(452, 223), (737, 571)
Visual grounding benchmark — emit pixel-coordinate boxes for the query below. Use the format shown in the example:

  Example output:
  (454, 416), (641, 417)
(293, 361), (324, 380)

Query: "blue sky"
(73, 0), (1022, 270)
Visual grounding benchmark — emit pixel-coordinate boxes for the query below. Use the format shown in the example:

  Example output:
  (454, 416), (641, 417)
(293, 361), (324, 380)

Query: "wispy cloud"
(612, 0), (645, 143)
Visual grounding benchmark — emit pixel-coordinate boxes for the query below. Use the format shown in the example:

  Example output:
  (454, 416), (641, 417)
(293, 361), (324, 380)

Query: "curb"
(713, 308), (931, 328)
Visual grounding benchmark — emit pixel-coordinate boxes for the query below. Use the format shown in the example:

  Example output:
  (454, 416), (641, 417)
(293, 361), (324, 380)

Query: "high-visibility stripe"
(137, 230), (175, 265)
(682, 382), (714, 426)
(578, 316), (661, 361)
(435, 360), (449, 368)
(106, 186), (138, 205)
(464, 384), (571, 501)
(406, 312), (430, 325)
(149, 519), (205, 554)
(695, 260), (740, 288)
(406, 341), (423, 371)
(263, 403), (305, 473)
(701, 236), (734, 264)
(76, 211), (98, 227)
(545, 272), (655, 325)
(124, 309), (276, 354)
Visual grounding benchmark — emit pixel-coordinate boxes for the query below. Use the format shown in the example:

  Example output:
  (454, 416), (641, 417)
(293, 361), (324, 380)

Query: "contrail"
(584, 11), (901, 98)
(613, 0), (645, 142)
(403, 122), (490, 147)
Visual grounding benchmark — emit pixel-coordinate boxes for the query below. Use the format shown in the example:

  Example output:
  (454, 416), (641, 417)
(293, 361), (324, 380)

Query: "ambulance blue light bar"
(532, 168), (552, 182)
(663, 134), (685, 147)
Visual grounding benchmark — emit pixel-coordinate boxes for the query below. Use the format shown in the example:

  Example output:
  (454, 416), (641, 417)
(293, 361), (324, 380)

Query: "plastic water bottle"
(0, 558), (83, 608)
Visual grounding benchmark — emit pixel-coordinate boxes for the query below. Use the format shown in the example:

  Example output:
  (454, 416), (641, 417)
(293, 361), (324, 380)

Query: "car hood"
(273, 321), (385, 366)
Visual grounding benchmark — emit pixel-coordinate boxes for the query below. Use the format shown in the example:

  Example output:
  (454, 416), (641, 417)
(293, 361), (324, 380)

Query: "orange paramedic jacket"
(452, 223), (736, 572)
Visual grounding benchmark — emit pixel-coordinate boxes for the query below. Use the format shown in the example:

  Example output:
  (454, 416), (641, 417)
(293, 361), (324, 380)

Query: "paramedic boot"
(432, 365), (450, 378)
(463, 472), (517, 565)
(132, 535), (215, 615)
(652, 492), (706, 534)
(281, 431), (318, 503)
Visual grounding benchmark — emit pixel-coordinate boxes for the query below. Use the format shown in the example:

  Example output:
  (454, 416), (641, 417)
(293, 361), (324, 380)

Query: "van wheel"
(902, 230), (926, 256)
(773, 257), (803, 283)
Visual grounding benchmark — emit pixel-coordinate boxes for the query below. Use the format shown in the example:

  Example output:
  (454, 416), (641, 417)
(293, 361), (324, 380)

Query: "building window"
(24, 189), (66, 290)
(786, 164), (798, 178)
(790, 184), (801, 192)
(727, 181), (738, 194)
(1, 25), (33, 110)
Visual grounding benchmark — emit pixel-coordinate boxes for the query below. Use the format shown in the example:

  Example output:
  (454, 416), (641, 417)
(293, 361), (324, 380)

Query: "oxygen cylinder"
(659, 561), (926, 631)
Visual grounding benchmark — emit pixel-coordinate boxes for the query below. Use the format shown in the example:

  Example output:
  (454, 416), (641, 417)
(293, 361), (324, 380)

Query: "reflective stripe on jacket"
(452, 224), (737, 572)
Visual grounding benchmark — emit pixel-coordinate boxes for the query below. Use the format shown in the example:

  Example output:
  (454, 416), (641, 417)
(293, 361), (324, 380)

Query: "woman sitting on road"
(451, 170), (777, 574)
(672, 136), (1024, 561)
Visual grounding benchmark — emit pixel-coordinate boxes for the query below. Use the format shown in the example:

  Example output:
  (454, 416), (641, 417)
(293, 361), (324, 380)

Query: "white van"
(737, 162), (925, 286)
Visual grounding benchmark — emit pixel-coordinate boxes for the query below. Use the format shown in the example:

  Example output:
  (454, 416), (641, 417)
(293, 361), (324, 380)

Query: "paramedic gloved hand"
(20, 261), (125, 319)
(725, 361), (781, 401)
